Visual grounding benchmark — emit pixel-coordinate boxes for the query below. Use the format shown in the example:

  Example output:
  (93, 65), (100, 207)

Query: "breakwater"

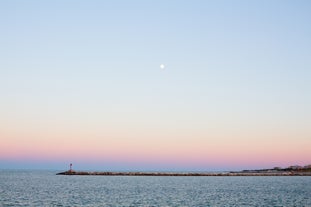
(56, 171), (311, 176)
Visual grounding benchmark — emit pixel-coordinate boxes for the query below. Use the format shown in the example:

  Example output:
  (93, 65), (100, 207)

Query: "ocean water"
(0, 170), (310, 206)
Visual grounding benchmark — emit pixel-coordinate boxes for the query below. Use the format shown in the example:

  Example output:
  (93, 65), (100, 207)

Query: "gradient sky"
(1, 0), (310, 171)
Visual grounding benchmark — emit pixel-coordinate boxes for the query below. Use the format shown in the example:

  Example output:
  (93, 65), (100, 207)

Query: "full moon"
(160, 64), (165, 70)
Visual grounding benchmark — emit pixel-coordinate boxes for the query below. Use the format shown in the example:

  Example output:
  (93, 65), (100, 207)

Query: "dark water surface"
(0, 170), (310, 206)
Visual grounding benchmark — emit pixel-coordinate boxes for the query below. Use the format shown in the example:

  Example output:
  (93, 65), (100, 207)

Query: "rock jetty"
(57, 165), (311, 176)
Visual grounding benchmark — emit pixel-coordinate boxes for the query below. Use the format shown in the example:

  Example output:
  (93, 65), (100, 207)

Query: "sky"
(0, 0), (310, 171)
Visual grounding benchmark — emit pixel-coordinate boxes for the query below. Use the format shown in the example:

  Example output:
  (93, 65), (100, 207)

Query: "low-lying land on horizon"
(57, 165), (311, 176)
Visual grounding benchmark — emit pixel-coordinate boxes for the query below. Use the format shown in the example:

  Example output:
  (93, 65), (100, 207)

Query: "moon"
(160, 64), (165, 70)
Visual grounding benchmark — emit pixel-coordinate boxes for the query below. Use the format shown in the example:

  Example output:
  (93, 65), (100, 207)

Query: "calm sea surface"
(0, 170), (310, 206)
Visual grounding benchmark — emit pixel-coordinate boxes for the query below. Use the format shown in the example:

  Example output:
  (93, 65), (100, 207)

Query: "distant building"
(303, 165), (311, 169)
(273, 167), (282, 170)
(289, 165), (303, 170)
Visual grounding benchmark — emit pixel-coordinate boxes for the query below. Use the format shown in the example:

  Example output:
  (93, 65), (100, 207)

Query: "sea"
(0, 170), (310, 207)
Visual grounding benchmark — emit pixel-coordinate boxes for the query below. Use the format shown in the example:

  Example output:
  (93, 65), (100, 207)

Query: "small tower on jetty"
(69, 163), (73, 172)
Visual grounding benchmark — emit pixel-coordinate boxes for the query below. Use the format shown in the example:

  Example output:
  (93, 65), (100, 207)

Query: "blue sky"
(0, 0), (310, 170)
